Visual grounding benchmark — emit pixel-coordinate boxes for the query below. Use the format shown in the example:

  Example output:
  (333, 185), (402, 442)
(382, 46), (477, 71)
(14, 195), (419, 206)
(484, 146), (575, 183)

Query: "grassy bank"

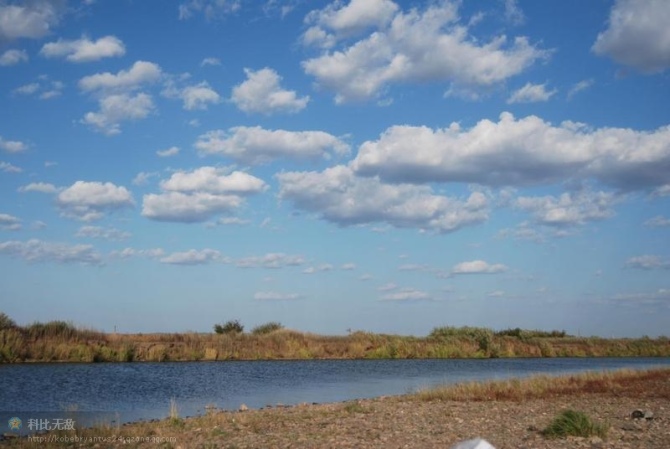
(1, 313), (669, 363)
(2, 368), (668, 448)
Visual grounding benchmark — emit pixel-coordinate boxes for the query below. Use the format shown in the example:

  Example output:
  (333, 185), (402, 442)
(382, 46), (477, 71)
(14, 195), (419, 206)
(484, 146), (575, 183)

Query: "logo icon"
(8, 417), (22, 431)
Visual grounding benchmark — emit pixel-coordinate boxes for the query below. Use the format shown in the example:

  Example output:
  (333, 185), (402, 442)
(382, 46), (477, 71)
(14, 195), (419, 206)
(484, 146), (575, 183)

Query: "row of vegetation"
(1, 313), (669, 363)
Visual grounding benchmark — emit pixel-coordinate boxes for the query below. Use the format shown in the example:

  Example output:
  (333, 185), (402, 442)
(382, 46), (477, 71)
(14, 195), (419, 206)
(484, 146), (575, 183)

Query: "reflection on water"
(1, 357), (668, 424)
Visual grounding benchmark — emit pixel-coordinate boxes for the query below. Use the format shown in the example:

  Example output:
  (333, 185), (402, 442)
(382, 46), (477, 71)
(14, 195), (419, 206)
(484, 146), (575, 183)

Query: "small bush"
(214, 320), (244, 335)
(252, 322), (283, 335)
(0, 312), (17, 330)
(542, 410), (608, 439)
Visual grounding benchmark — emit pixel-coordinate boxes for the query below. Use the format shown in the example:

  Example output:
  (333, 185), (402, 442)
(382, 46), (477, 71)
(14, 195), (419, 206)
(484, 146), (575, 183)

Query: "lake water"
(1, 357), (669, 429)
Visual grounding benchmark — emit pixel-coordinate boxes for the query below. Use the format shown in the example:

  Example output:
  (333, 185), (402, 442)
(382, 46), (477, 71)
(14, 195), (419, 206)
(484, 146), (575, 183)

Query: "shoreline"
(2, 368), (669, 448)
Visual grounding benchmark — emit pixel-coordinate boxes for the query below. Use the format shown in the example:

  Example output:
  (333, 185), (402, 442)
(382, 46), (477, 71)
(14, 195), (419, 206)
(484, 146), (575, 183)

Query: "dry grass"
(414, 368), (670, 402)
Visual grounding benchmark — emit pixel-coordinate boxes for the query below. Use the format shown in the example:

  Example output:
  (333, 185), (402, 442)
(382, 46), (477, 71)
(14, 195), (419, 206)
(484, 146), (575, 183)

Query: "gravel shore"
(2, 369), (668, 448)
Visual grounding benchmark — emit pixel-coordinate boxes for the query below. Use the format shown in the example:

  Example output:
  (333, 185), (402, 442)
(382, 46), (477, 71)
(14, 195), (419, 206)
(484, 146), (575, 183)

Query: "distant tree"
(214, 320), (244, 335)
(251, 322), (283, 335)
(0, 312), (17, 330)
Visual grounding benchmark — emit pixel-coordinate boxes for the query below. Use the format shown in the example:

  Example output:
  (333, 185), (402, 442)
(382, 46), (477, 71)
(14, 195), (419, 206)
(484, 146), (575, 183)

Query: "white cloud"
(0, 2), (60, 42)
(142, 167), (265, 223)
(488, 290), (506, 297)
(0, 49), (28, 66)
(302, 263), (333, 274)
(0, 161), (22, 173)
(0, 213), (21, 231)
(18, 182), (59, 194)
(254, 291), (301, 300)
(132, 171), (158, 186)
(201, 57), (221, 67)
(40, 35), (125, 62)
(302, 1), (548, 102)
(496, 221), (545, 243)
(644, 216), (670, 228)
(652, 185), (670, 197)
(0, 136), (27, 153)
(236, 253), (305, 269)
(231, 67), (309, 114)
(57, 181), (135, 221)
(195, 126), (350, 164)
(75, 225), (131, 241)
(380, 287), (431, 301)
(217, 217), (251, 226)
(359, 273), (373, 281)
(592, 0), (670, 73)
(12, 82), (39, 95)
(159, 167), (267, 195)
(341, 262), (356, 270)
(605, 288), (670, 307)
(0, 239), (103, 265)
(142, 191), (242, 223)
(304, 0), (398, 44)
(277, 165), (489, 233)
(178, 0), (241, 20)
(451, 260), (507, 275)
(503, 0), (525, 25)
(110, 247), (164, 259)
(352, 112), (670, 191)
(156, 146), (180, 157)
(567, 79), (594, 100)
(515, 189), (617, 227)
(82, 93), (155, 135)
(507, 82), (556, 103)
(163, 80), (221, 110)
(160, 248), (223, 265)
(377, 282), (398, 292)
(79, 60), (162, 93)
(625, 255), (670, 270)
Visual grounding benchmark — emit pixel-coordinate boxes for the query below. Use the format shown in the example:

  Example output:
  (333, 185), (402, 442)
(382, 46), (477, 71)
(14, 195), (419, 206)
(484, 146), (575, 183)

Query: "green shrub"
(0, 312), (16, 330)
(214, 320), (244, 335)
(542, 410), (608, 439)
(252, 322), (283, 335)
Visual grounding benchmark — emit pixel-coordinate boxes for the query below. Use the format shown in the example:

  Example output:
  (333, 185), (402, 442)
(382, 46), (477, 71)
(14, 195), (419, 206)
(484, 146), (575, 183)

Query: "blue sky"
(1, 0), (669, 337)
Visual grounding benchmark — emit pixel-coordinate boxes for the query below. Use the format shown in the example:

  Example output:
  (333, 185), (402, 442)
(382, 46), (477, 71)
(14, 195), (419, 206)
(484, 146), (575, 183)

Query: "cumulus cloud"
(451, 260), (507, 275)
(341, 263), (356, 270)
(231, 67), (309, 114)
(163, 79), (221, 110)
(0, 161), (22, 173)
(0, 239), (103, 265)
(156, 147), (180, 158)
(57, 181), (134, 221)
(195, 126), (350, 164)
(352, 112), (670, 191)
(277, 165), (489, 233)
(201, 57), (220, 67)
(377, 282), (398, 292)
(625, 255), (670, 270)
(12, 82), (39, 95)
(79, 61), (162, 93)
(217, 217), (250, 226)
(0, 213), (21, 231)
(515, 189), (618, 227)
(380, 287), (431, 301)
(254, 291), (301, 300)
(0, 1), (60, 42)
(110, 247), (165, 259)
(302, 1), (548, 102)
(0, 136), (27, 153)
(236, 253), (305, 269)
(142, 167), (266, 222)
(160, 248), (223, 265)
(40, 35), (125, 62)
(18, 182), (59, 194)
(592, 0), (670, 73)
(303, 263), (333, 274)
(82, 93), (155, 135)
(0, 49), (28, 66)
(507, 82), (556, 103)
(75, 225), (131, 241)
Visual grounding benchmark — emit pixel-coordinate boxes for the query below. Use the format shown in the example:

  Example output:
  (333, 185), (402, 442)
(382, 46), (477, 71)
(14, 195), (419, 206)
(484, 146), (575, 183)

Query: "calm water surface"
(1, 358), (669, 425)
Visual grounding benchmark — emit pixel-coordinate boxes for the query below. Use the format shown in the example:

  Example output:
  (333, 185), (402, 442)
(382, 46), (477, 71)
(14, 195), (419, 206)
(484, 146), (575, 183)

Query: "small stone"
(631, 409), (645, 419)
(239, 403), (248, 412)
(644, 410), (654, 420)
(526, 425), (538, 432)
(621, 422), (642, 431)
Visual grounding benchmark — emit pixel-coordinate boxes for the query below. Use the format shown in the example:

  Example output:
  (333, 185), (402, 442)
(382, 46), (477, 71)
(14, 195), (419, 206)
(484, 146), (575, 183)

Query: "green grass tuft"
(542, 409), (608, 439)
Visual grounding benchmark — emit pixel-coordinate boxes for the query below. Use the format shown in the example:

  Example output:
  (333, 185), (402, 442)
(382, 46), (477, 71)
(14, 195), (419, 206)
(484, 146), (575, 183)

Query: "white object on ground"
(451, 438), (496, 449)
